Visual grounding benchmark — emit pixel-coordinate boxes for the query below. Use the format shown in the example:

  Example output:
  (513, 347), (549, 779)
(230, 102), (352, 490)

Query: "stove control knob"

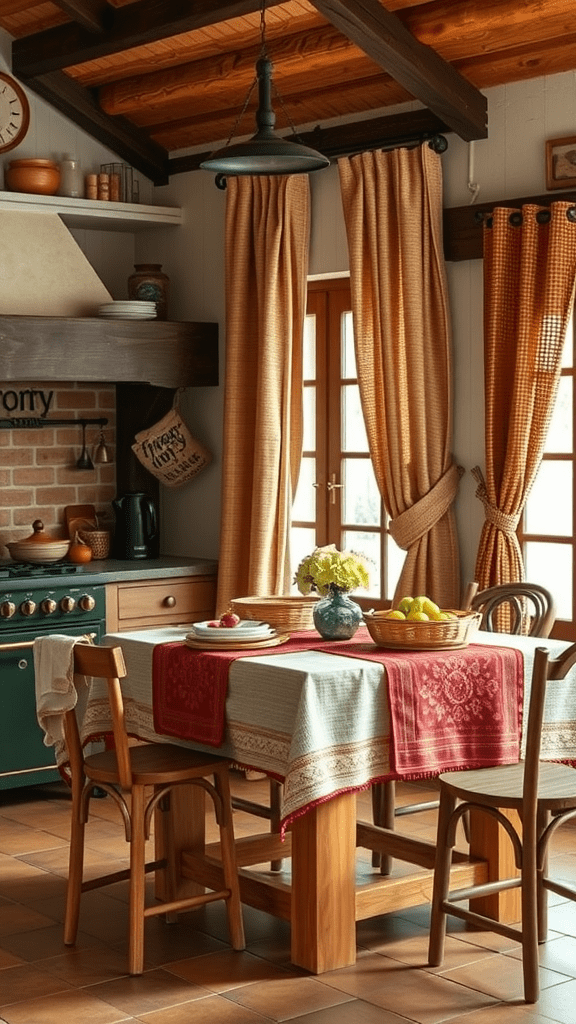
(0, 601), (16, 618)
(60, 596), (76, 613)
(20, 599), (36, 616)
(78, 594), (96, 612)
(40, 598), (57, 615)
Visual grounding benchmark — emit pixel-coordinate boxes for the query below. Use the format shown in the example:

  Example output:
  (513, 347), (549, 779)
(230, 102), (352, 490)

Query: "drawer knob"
(163, 595), (176, 607)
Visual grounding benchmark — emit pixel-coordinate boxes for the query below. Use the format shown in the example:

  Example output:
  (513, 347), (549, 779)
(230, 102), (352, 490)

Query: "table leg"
(155, 782), (206, 901)
(290, 790), (357, 973)
(468, 806), (521, 922)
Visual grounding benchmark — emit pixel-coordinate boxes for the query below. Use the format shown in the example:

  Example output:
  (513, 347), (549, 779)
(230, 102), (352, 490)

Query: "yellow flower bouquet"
(294, 544), (370, 597)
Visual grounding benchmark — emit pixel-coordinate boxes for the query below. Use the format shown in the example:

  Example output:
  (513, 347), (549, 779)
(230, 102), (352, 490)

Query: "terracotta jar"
(127, 263), (169, 320)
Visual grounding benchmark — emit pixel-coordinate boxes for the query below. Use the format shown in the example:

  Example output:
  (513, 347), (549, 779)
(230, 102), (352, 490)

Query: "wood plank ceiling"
(1, 0), (575, 185)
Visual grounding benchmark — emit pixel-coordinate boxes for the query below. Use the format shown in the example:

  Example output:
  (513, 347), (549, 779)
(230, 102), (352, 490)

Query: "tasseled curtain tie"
(472, 465), (521, 535)
(389, 462), (463, 551)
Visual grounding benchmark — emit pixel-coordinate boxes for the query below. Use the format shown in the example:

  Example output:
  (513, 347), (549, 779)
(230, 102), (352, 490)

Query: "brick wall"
(0, 383), (116, 555)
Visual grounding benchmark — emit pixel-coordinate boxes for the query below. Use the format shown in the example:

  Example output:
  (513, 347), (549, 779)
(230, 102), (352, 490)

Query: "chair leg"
(128, 784), (147, 975)
(428, 789), (457, 967)
(214, 768), (245, 951)
(64, 782), (86, 946)
(371, 781), (395, 874)
(270, 779), (284, 872)
(521, 826), (540, 1003)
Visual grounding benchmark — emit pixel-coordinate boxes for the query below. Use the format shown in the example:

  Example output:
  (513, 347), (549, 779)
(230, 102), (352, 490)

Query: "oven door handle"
(0, 632), (97, 653)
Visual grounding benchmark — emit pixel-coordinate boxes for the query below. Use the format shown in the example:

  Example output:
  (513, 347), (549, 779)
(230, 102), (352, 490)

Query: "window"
(521, 313), (575, 639)
(290, 278), (404, 607)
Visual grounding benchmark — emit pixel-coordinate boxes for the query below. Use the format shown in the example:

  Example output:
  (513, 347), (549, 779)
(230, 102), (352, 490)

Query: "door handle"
(326, 474), (343, 505)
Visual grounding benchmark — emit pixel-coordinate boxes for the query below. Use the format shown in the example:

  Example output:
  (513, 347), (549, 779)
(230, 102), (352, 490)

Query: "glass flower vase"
(313, 587), (363, 640)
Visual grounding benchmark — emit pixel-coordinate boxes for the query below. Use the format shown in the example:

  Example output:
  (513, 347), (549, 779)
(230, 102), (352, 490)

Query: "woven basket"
(78, 529), (110, 560)
(363, 609), (482, 651)
(231, 595), (318, 632)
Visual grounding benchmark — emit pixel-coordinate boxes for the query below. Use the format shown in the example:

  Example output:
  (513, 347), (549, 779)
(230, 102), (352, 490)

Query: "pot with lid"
(6, 520), (70, 564)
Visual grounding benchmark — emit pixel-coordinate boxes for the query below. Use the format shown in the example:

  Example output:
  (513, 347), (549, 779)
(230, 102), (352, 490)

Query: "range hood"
(0, 210), (218, 388)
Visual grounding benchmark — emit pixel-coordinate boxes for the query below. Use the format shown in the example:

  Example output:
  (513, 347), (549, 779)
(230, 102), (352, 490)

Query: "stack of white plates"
(98, 300), (157, 320)
(189, 620), (274, 641)
(185, 619), (289, 650)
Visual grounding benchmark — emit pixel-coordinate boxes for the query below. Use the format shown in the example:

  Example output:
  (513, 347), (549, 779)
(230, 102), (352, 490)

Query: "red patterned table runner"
(315, 636), (524, 776)
(153, 628), (524, 776)
(152, 631), (327, 745)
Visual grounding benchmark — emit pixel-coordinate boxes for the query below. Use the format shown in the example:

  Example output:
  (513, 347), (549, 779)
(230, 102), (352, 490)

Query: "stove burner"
(0, 561), (81, 579)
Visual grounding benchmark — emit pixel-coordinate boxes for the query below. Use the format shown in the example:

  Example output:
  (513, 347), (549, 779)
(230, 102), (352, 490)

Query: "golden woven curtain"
(216, 175), (310, 615)
(474, 203), (576, 590)
(338, 145), (461, 608)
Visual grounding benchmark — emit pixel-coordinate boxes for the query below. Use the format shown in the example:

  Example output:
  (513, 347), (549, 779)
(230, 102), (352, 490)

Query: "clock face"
(0, 72), (30, 155)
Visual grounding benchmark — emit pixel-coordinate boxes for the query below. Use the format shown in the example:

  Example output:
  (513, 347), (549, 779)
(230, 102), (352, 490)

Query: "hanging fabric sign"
(131, 397), (212, 488)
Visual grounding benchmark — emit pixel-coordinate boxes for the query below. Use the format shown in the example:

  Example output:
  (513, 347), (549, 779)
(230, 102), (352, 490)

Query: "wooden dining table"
(83, 624), (576, 975)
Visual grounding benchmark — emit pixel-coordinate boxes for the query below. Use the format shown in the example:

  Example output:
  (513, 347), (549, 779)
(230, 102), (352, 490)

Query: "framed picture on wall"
(546, 136), (576, 190)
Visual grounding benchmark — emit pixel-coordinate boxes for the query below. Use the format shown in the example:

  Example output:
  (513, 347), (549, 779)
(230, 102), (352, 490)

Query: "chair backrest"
(464, 582), (556, 638)
(64, 643), (131, 790)
(522, 643), (576, 818)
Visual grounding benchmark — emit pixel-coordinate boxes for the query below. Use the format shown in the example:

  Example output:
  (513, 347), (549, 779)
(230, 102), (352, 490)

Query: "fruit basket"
(363, 609), (482, 650)
(231, 595), (318, 632)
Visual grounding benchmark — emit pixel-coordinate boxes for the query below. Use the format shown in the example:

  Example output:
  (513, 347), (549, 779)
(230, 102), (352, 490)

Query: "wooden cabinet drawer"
(106, 575), (216, 631)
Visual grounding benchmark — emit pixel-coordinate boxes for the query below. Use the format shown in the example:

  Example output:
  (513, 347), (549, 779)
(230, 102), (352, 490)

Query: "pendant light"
(201, 0), (329, 180)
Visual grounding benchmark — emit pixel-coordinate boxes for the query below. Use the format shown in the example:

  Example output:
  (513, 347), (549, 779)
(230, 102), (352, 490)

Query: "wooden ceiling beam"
(309, 0), (487, 140)
(11, 0), (284, 78)
(24, 70), (170, 184)
(51, 1), (112, 35)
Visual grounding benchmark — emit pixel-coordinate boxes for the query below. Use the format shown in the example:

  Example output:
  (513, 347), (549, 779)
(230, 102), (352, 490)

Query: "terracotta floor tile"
(0, 924), (105, 963)
(0, 986), (134, 1024)
(136, 992), (275, 1022)
(86, 967), (210, 1015)
(0, 962), (73, 1008)
(318, 952), (499, 1023)
(0, 902), (57, 939)
(224, 975), (354, 1021)
(165, 948), (300, 991)
(439, 950), (570, 1001)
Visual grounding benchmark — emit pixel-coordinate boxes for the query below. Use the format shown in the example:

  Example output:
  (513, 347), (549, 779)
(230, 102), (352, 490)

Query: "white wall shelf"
(0, 190), (182, 231)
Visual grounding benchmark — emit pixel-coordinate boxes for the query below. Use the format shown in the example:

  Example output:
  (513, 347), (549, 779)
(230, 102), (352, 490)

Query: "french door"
(290, 278), (404, 608)
(521, 312), (576, 639)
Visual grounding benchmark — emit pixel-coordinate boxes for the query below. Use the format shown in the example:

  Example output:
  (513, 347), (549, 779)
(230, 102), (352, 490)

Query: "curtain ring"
(215, 173), (228, 190)
(536, 209), (551, 224)
(509, 211), (523, 226)
(567, 206), (576, 222)
(428, 134), (448, 153)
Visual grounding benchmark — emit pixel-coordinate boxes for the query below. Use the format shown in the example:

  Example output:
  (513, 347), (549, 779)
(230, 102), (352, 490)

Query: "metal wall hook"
(77, 422), (94, 470)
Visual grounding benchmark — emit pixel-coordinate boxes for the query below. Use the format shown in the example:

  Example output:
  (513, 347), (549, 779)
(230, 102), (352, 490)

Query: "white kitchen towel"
(33, 635), (89, 747)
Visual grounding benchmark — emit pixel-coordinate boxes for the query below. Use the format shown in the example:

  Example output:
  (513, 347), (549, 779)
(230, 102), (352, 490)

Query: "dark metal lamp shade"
(201, 57), (329, 177)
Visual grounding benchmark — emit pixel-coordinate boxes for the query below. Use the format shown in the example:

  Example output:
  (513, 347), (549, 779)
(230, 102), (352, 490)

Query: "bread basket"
(363, 609), (482, 651)
(78, 529), (110, 560)
(231, 595), (318, 632)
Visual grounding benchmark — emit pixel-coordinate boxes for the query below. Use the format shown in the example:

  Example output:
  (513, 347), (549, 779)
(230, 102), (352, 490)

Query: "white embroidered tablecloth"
(79, 626), (576, 831)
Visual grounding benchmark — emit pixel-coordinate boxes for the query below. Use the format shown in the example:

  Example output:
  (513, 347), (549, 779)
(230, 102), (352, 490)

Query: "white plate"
(190, 619), (274, 639)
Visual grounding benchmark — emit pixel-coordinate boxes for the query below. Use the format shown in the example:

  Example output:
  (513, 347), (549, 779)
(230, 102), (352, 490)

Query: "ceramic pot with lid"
(6, 520), (70, 563)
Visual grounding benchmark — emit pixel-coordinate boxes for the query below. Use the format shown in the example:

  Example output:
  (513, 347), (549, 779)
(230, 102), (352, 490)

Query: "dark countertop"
(0, 555), (217, 591)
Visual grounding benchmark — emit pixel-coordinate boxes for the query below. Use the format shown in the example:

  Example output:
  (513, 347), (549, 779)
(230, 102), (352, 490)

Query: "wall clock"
(0, 72), (30, 154)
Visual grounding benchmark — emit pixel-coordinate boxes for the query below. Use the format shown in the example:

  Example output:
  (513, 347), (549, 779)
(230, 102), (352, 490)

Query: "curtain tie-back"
(472, 466), (521, 535)
(389, 462), (463, 551)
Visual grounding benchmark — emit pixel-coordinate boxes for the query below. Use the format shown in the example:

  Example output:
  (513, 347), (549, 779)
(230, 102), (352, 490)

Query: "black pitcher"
(112, 492), (158, 559)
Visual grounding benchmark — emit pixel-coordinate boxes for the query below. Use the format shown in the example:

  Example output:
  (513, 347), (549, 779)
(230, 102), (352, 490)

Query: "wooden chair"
(371, 582), (556, 873)
(428, 642), (576, 1003)
(464, 581), (556, 638)
(63, 642), (245, 975)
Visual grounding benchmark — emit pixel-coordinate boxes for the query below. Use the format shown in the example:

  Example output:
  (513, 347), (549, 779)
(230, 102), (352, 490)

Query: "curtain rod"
(0, 417), (108, 430)
(475, 205), (576, 226)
